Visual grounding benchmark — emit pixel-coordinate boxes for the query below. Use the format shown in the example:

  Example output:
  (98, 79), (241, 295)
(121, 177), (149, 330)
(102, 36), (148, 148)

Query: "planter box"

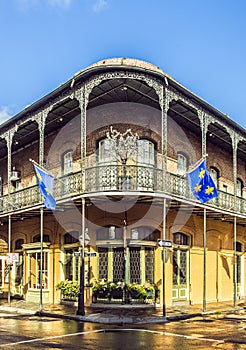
(110, 289), (123, 300)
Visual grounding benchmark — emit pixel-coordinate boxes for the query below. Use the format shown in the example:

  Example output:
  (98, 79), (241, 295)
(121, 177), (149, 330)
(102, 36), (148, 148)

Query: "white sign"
(85, 252), (97, 257)
(157, 239), (172, 248)
(6, 253), (19, 265)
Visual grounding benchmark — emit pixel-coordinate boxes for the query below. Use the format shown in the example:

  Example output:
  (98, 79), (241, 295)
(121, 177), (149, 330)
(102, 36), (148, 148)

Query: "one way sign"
(157, 239), (172, 248)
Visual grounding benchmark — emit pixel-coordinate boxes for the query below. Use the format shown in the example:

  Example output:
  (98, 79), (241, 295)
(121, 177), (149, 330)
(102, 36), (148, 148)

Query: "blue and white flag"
(187, 160), (218, 204)
(34, 164), (56, 210)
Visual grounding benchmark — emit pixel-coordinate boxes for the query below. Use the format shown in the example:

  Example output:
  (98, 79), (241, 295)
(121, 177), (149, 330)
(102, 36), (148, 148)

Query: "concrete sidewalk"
(0, 299), (245, 324)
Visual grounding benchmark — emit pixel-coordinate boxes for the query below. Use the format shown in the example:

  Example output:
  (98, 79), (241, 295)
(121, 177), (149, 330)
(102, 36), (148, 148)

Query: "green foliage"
(127, 283), (147, 299)
(92, 279), (158, 301)
(56, 280), (79, 300)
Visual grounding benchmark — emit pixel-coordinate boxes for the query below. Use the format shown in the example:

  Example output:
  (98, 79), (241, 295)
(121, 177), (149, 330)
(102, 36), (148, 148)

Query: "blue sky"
(0, 0), (246, 129)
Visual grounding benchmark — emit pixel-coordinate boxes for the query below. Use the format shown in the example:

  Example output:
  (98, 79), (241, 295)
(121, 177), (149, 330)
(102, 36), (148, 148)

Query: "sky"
(0, 0), (246, 129)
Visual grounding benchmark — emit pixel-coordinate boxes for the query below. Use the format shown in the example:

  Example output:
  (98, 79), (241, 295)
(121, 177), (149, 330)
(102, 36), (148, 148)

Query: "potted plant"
(144, 282), (155, 298)
(109, 281), (124, 300)
(92, 279), (110, 301)
(127, 283), (147, 301)
(56, 280), (79, 301)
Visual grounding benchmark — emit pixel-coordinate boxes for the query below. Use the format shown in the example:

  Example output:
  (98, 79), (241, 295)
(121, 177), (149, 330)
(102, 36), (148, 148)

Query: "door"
(172, 248), (189, 301)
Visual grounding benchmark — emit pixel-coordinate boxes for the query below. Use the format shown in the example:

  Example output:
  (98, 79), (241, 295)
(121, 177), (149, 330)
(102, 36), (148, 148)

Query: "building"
(0, 57), (245, 309)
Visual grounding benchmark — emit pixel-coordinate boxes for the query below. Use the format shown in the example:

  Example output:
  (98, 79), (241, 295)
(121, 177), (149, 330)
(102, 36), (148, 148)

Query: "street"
(0, 312), (245, 349)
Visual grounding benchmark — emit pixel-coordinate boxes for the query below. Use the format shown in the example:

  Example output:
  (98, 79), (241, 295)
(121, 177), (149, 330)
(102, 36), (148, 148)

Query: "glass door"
(172, 248), (189, 301)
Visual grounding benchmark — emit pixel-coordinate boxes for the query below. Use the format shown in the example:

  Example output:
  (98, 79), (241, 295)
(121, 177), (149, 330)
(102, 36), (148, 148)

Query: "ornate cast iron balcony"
(0, 166), (245, 215)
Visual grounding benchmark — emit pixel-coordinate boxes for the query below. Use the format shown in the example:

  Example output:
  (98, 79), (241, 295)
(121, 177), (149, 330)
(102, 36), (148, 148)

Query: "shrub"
(56, 280), (79, 300)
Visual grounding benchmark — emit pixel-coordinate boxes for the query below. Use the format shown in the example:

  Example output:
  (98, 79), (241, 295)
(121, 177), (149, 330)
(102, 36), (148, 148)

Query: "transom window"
(64, 232), (79, 244)
(131, 226), (159, 241)
(33, 234), (50, 243)
(15, 238), (24, 250)
(173, 232), (190, 246)
(236, 242), (243, 252)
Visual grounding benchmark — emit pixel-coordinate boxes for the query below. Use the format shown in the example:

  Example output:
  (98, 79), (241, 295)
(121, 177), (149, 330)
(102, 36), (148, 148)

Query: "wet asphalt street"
(0, 313), (245, 349)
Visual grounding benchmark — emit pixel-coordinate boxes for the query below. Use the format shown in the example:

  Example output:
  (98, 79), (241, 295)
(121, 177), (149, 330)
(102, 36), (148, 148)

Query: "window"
(137, 139), (155, 165)
(63, 151), (73, 175)
(64, 232), (79, 244)
(137, 140), (155, 190)
(236, 242), (243, 287)
(99, 139), (116, 164)
(96, 227), (123, 240)
(236, 179), (243, 197)
(173, 232), (190, 246)
(210, 167), (219, 188)
(33, 234), (50, 243)
(28, 251), (49, 289)
(15, 238), (24, 250)
(177, 154), (187, 176)
(64, 249), (79, 281)
(0, 257), (6, 288)
(222, 184), (228, 193)
(63, 231), (79, 281)
(131, 226), (159, 241)
(97, 139), (117, 190)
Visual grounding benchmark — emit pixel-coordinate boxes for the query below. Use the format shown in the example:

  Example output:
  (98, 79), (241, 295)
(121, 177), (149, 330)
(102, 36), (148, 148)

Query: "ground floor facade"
(0, 197), (245, 308)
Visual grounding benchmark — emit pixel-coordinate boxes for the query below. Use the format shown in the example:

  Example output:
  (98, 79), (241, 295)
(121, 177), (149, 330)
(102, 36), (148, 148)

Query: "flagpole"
(8, 214), (11, 306)
(162, 198), (167, 318)
(233, 216), (237, 310)
(30, 158), (77, 194)
(40, 207), (43, 313)
(29, 158), (47, 172)
(203, 207), (207, 312)
(77, 197), (85, 316)
(187, 157), (204, 174)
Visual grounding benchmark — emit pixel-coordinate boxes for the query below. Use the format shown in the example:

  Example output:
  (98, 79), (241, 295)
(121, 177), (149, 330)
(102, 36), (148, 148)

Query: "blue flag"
(187, 160), (218, 204)
(34, 164), (56, 210)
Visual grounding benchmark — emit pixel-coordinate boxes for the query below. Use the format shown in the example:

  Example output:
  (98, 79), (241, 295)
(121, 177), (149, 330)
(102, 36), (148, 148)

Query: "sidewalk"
(0, 299), (245, 324)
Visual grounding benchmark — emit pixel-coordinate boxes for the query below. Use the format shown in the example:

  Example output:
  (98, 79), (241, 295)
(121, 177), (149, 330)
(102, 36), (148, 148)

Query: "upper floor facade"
(0, 57), (246, 218)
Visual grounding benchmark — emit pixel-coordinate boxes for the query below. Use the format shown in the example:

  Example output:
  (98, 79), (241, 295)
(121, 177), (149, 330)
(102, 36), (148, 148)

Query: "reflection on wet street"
(0, 314), (245, 349)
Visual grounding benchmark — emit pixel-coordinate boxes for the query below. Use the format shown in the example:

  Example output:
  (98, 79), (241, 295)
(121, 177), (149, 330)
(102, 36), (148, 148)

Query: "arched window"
(210, 167), (219, 188)
(177, 153), (188, 175)
(64, 232), (79, 244)
(33, 234), (50, 243)
(137, 139), (155, 165)
(131, 226), (159, 241)
(173, 232), (190, 246)
(15, 238), (24, 250)
(236, 179), (243, 197)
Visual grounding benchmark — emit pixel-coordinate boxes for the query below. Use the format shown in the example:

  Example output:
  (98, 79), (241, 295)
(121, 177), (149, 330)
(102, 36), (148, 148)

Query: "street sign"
(157, 239), (172, 248)
(6, 253), (19, 265)
(84, 252), (97, 257)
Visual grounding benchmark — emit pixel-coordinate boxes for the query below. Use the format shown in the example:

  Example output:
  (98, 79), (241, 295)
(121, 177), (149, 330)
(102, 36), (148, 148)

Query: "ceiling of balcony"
(87, 78), (160, 110)
(1, 77), (246, 168)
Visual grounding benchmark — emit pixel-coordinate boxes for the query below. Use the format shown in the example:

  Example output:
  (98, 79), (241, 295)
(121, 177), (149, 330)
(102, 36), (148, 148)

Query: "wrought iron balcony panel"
(54, 171), (84, 199)
(85, 165), (163, 192)
(1, 185), (41, 213)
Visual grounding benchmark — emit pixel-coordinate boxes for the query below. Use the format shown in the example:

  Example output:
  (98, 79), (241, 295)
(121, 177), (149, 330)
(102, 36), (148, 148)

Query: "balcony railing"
(0, 165), (245, 216)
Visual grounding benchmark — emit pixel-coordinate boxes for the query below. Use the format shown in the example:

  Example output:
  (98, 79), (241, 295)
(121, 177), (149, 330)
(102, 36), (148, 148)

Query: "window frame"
(177, 153), (188, 176)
